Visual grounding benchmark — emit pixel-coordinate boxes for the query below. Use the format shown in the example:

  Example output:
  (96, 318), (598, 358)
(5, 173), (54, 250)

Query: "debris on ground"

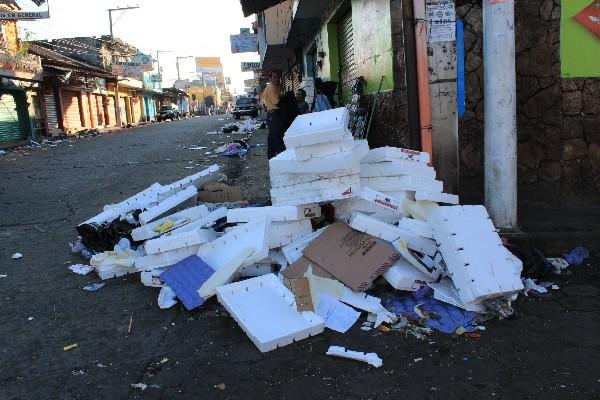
(82, 282), (106, 292)
(326, 346), (383, 368)
(68, 264), (94, 275)
(63, 343), (78, 351)
(68, 107), (556, 356)
(11, 253), (23, 259)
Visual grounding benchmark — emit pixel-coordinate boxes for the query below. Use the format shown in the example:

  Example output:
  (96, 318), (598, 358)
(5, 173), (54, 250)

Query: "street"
(1, 116), (599, 400)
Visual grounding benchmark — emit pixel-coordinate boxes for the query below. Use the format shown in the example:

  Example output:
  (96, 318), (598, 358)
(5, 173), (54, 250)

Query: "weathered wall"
(264, 0), (294, 45)
(457, 0), (600, 206)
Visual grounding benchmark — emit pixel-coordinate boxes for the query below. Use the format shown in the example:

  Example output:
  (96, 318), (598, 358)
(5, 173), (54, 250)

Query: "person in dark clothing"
(295, 89), (310, 114)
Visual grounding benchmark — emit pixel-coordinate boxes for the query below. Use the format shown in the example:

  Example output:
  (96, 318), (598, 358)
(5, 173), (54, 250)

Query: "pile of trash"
(69, 107), (547, 364)
(221, 118), (265, 134)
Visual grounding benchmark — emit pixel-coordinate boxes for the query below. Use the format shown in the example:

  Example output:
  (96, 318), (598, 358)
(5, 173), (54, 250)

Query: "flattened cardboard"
(198, 182), (241, 203)
(302, 222), (399, 292)
(284, 278), (314, 311)
(282, 256), (333, 279)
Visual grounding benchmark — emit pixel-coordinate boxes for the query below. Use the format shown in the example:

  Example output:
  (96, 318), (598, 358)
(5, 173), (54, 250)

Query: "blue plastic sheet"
(563, 246), (590, 266)
(160, 255), (214, 310)
(381, 292), (478, 334)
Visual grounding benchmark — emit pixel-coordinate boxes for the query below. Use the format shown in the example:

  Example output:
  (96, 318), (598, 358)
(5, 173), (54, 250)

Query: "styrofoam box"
(361, 146), (430, 164)
(383, 258), (433, 291)
(132, 205), (210, 242)
(281, 228), (325, 264)
(360, 176), (443, 193)
(139, 185), (198, 225)
(270, 166), (361, 188)
(270, 141), (368, 175)
(294, 139), (355, 161)
(168, 207), (227, 236)
(360, 161), (436, 179)
(348, 212), (437, 256)
(271, 181), (359, 207)
(429, 205), (523, 305)
(414, 190), (459, 205)
(397, 217), (434, 239)
(270, 174), (360, 194)
(236, 219), (314, 249)
(197, 217), (269, 270)
(215, 274), (325, 352)
(135, 245), (201, 271)
(283, 107), (350, 149)
(238, 263), (274, 278)
(158, 164), (220, 200)
(144, 228), (217, 255)
(95, 264), (137, 280)
(227, 205), (321, 223)
(359, 187), (405, 215)
(334, 198), (405, 225)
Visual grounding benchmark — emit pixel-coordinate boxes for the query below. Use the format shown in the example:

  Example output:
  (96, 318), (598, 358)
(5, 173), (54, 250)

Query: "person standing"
(295, 89), (310, 115)
(262, 70), (285, 159)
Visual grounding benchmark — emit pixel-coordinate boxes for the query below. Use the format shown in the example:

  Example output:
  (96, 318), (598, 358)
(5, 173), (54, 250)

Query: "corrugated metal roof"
(239, 0), (286, 17)
(27, 43), (115, 78)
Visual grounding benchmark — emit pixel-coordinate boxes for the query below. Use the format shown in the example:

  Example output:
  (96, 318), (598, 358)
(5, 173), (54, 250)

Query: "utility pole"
(107, 5), (140, 37)
(175, 56), (193, 80)
(483, 0), (517, 230)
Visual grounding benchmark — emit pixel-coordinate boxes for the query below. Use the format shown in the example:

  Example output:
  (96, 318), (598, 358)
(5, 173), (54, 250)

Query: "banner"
(195, 57), (223, 74)
(241, 61), (261, 72)
(0, 0), (50, 20)
(230, 33), (258, 53)
(132, 52), (153, 72)
(561, 0), (600, 77)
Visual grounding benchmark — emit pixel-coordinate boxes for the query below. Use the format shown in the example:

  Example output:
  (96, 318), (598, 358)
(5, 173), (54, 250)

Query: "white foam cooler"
(283, 107), (351, 149)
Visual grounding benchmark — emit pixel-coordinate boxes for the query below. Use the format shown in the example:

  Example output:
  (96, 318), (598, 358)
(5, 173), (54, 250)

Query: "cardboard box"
(302, 222), (400, 292)
(282, 256), (333, 279)
(198, 182), (241, 203)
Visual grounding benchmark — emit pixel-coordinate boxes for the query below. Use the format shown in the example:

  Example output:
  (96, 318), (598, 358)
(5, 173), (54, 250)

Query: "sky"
(18, 0), (260, 94)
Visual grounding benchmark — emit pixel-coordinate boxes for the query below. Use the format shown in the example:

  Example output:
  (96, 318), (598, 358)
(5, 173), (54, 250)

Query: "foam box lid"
(283, 107), (350, 149)
(302, 222), (399, 292)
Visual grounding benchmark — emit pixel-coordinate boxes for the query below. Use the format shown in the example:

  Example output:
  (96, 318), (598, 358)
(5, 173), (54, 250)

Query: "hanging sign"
(0, 0), (50, 20)
(241, 61), (261, 72)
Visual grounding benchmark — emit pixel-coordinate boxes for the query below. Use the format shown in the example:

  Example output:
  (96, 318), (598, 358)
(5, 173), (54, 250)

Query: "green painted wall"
(313, 0), (394, 95)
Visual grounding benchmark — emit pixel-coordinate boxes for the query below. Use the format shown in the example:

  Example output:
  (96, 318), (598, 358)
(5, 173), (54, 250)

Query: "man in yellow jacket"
(262, 70), (285, 159)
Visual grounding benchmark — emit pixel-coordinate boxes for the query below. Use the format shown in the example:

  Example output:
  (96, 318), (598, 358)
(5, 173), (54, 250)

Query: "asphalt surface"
(1, 115), (599, 400)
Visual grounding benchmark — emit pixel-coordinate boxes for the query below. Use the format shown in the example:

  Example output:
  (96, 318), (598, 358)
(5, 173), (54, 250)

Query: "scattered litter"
(27, 316), (34, 321)
(128, 315), (133, 334)
(563, 246), (590, 266)
(158, 286), (178, 309)
(0, 274), (7, 279)
(160, 255), (214, 310)
(131, 383), (147, 391)
(83, 282), (106, 292)
(71, 369), (85, 376)
(69, 264), (94, 275)
(11, 253), (23, 259)
(413, 357), (423, 363)
(546, 257), (570, 275)
(522, 278), (548, 296)
(63, 343), (78, 351)
(214, 383), (226, 390)
(326, 346), (382, 368)
(188, 146), (207, 150)
(551, 284), (560, 290)
(316, 293), (361, 333)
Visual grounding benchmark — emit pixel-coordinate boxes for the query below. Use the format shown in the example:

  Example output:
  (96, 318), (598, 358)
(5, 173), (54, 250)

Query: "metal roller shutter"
(44, 93), (61, 136)
(107, 95), (117, 126)
(61, 90), (82, 129)
(0, 92), (25, 142)
(337, 10), (356, 106)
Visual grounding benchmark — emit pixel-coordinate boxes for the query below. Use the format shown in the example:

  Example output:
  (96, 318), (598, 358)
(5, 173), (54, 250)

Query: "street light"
(107, 5), (140, 37)
(176, 56), (194, 80)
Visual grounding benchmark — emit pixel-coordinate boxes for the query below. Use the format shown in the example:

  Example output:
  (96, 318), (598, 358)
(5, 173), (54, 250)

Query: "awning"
(261, 44), (295, 76)
(286, 0), (329, 48)
(239, 0), (287, 17)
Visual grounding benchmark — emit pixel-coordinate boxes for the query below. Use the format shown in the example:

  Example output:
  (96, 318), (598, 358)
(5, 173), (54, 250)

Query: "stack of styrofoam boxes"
(269, 107), (368, 206)
(360, 146), (459, 205)
(226, 204), (320, 250)
(428, 205), (524, 309)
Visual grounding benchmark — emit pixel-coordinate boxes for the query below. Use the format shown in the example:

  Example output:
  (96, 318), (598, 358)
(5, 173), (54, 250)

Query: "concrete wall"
(457, 0), (600, 206)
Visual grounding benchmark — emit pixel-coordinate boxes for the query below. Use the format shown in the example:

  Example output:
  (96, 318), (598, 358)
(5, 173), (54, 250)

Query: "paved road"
(0, 116), (599, 399)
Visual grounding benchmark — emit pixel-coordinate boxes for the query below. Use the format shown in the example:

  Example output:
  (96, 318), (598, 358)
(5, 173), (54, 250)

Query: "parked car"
(157, 105), (180, 122)
(232, 97), (259, 119)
